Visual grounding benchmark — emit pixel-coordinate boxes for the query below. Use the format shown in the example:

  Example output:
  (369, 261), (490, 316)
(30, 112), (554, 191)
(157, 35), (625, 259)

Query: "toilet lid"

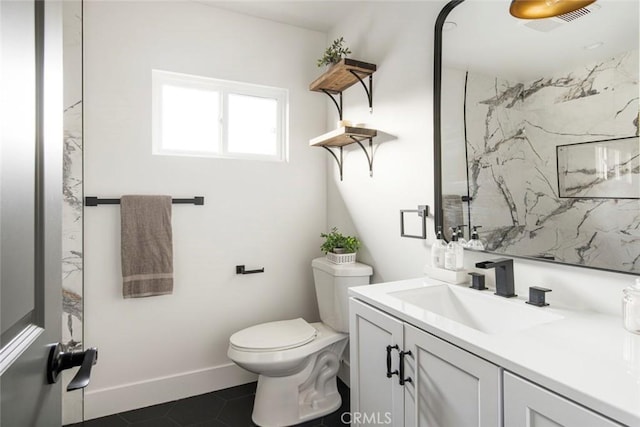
(229, 318), (317, 352)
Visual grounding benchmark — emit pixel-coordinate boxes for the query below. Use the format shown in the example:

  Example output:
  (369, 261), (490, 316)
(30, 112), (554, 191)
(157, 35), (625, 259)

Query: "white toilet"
(227, 257), (372, 427)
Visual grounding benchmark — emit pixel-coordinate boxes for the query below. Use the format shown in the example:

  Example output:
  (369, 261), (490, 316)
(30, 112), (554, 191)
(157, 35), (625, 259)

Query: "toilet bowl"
(227, 257), (373, 427)
(228, 320), (347, 426)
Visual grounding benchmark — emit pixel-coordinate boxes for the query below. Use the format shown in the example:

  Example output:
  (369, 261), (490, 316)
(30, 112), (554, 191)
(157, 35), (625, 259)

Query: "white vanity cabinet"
(349, 298), (501, 427)
(503, 372), (624, 427)
(349, 278), (639, 426)
(349, 297), (405, 426)
(403, 323), (501, 426)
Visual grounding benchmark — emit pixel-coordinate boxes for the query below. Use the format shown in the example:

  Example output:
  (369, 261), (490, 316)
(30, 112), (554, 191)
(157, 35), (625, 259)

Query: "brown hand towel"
(121, 195), (173, 298)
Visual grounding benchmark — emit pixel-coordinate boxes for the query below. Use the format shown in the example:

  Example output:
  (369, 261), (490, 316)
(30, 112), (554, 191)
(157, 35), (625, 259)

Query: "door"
(1, 0), (63, 425)
(503, 372), (623, 427)
(349, 298), (404, 427)
(404, 323), (501, 427)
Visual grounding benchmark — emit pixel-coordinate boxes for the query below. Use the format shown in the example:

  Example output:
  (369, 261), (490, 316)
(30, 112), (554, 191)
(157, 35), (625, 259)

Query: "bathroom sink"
(388, 284), (562, 334)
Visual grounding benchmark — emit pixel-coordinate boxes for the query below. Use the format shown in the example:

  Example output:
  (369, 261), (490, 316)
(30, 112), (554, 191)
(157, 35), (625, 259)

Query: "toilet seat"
(229, 318), (317, 352)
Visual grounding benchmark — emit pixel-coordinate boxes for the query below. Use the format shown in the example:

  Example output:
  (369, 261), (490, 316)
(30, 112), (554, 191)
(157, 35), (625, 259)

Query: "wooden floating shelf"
(309, 58), (377, 94)
(310, 126), (377, 148)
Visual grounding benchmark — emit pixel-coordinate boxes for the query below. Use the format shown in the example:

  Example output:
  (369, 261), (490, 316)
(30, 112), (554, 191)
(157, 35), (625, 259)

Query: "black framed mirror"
(433, 0), (639, 275)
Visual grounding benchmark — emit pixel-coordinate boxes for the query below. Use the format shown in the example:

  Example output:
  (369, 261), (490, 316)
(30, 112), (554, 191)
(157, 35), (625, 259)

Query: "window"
(152, 70), (288, 161)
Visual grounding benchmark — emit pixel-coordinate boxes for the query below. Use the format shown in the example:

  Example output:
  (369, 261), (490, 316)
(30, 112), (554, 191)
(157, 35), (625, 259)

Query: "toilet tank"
(312, 257), (373, 333)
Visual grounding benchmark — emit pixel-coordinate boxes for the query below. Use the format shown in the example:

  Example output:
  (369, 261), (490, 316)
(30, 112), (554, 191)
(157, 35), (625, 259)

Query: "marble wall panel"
(465, 50), (639, 272)
(62, 0), (83, 423)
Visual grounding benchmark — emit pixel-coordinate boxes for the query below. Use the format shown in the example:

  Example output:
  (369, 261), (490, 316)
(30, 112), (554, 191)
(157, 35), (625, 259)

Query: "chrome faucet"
(475, 258), (517, 298)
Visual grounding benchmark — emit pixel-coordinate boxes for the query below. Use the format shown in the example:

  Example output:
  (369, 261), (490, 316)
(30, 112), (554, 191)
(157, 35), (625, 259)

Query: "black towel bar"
(85, 196), (204, 206)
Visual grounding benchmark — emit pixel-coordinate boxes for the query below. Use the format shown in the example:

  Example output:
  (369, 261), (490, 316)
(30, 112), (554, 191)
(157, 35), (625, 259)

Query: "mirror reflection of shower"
(437, 0), (639, 274)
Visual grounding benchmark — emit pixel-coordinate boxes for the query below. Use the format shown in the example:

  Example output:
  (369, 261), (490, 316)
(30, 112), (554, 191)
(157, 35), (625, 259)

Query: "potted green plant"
(320, 227), (361, 264)
(317, 37), (352, 68)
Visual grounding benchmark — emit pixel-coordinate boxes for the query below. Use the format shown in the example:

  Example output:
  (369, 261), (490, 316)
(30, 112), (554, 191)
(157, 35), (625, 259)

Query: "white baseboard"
(84, 363), (257, 420)
(62, 369), (83, 425)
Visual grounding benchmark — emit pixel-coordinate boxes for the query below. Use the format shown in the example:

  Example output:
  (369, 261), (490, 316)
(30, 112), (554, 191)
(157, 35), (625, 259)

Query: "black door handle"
(386, 345), (399, 378)
(47, 343), (99, 391)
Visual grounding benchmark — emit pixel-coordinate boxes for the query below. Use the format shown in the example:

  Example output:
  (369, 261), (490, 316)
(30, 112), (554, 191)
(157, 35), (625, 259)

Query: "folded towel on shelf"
(120, 195), (173, 298)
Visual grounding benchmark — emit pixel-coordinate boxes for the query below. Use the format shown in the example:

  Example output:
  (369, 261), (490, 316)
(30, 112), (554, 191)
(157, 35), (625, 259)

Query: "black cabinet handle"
(386, 345), (399, 378)
(47, 343), (99, 391)
(399, 350), (412, 386)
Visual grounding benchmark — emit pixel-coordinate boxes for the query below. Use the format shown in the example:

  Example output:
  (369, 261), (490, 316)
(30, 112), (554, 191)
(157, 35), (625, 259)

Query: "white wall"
(83, 1), (327, 418)
(327, 2), (635, 315)
(326, 1), (446, 282)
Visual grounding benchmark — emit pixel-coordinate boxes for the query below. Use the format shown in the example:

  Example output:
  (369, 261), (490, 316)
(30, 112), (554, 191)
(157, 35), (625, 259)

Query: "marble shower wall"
(465, 49), (639, 273)
(63, 0), (83, 423)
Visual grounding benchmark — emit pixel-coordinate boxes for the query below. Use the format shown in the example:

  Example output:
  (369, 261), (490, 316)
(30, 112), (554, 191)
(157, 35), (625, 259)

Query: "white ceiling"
(197, 1), (367, 32)
(443, 0), (639, 80)
(198, 0), (638, 81)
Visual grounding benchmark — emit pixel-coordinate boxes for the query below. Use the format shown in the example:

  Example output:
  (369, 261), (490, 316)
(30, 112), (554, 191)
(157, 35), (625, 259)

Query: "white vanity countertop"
(349, 277), (640, 426)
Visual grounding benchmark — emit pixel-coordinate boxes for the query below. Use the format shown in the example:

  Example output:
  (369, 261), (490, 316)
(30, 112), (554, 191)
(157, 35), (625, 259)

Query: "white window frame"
(152, 69), (289, 162)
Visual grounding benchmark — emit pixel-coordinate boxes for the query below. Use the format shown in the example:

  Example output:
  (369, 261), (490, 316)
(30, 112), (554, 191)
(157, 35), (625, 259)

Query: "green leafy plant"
(317, 37), (352, 67)
(320, 227), (361, 254)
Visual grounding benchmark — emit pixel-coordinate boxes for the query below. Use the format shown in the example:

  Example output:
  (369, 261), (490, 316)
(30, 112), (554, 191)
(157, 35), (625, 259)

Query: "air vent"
(554, 2), (601, 22)
(556, 6), (591, 22)
(520, 2), (601, 32)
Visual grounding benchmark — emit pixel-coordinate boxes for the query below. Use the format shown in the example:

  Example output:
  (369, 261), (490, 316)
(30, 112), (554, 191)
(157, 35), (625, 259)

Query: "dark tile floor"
(67, 379), (350, 427)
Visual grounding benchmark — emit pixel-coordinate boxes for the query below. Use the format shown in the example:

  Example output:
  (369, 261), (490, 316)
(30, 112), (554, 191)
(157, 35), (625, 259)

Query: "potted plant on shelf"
(317, 37), (352, 68)
(320, 227), (361, 264)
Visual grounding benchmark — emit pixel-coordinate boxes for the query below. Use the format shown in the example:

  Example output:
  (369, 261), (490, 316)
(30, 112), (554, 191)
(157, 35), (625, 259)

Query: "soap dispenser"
(623, 278), (640, 334)
(456, 225), (468, 247)
(466, 226), (485, 250)
(431, 226), (446, 269)
(444, 227), (464, 271)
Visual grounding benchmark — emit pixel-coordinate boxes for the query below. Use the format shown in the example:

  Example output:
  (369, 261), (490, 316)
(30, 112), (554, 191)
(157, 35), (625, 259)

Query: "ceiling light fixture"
(509, 0), (597, 19)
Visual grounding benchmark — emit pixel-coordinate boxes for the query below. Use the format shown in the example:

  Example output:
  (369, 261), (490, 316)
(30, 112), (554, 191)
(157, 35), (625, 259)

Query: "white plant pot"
(326, 252), (356, 264)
